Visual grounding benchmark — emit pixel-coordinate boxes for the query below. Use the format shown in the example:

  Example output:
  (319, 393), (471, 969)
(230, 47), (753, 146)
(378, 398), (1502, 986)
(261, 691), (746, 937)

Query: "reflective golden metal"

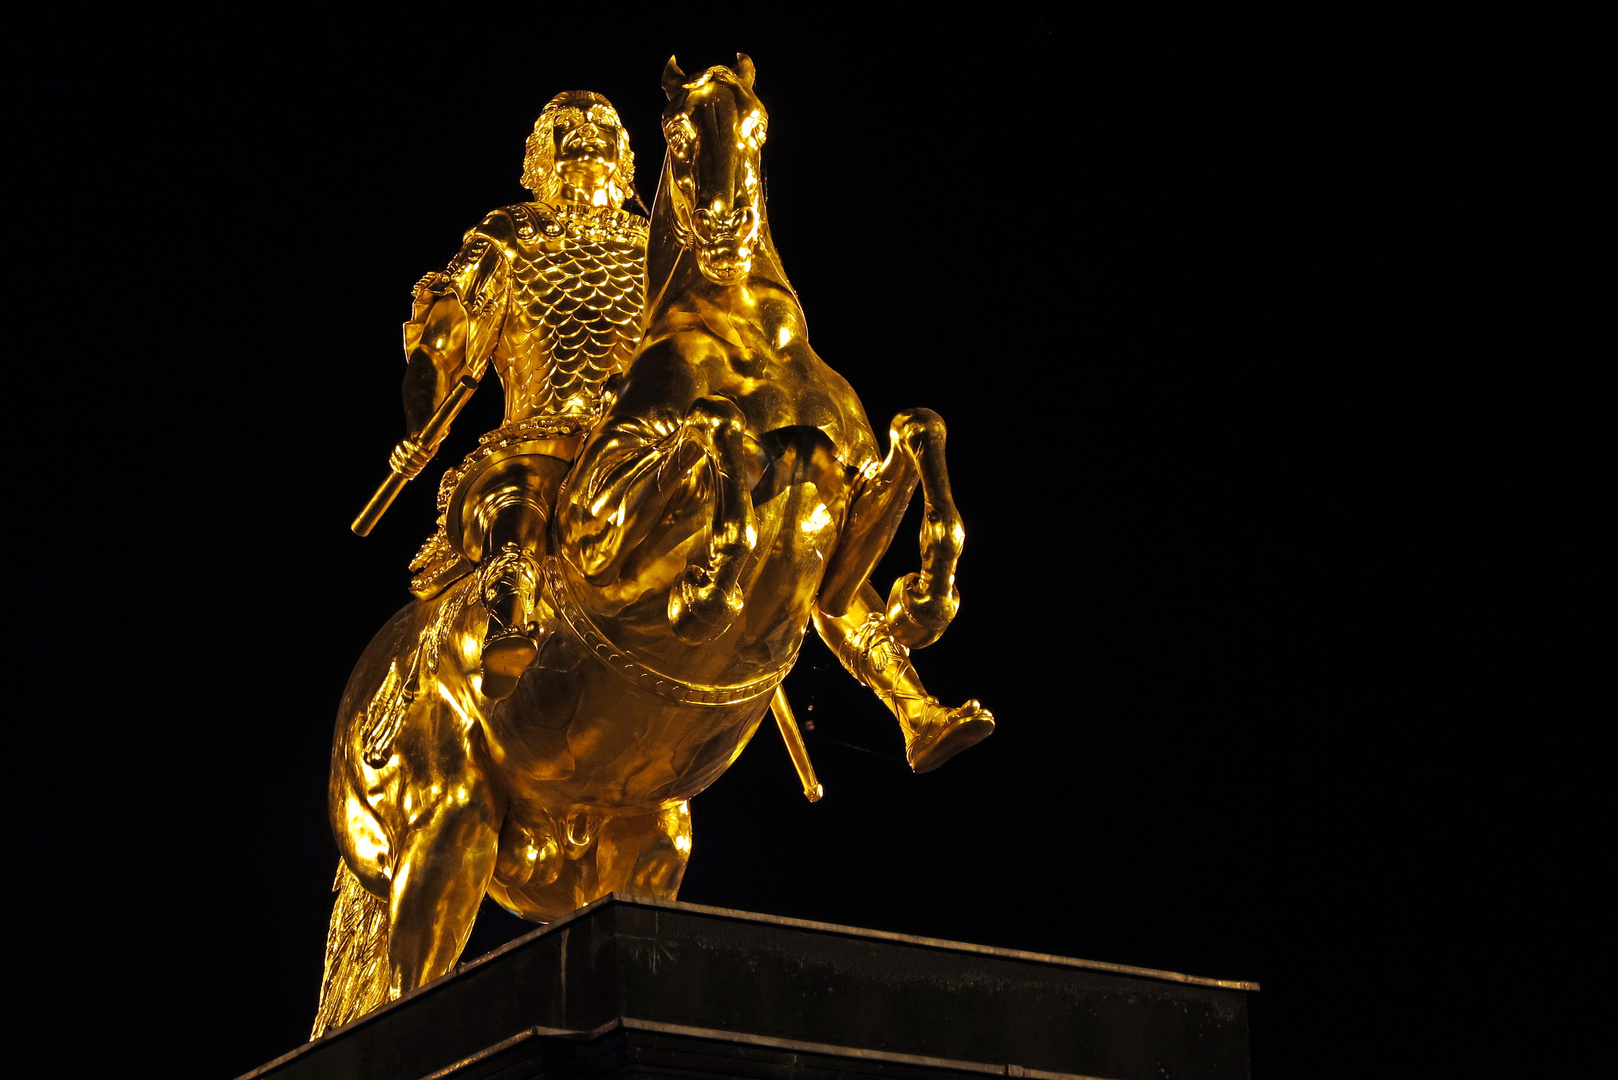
(352, 374), (480, 536)
(315, 60), (994, 1038)
(770, 686), (823, 802)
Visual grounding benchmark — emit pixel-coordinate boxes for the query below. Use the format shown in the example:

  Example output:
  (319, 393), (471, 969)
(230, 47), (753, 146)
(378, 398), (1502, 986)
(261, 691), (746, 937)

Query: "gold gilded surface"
(317, 59), (994, 1037)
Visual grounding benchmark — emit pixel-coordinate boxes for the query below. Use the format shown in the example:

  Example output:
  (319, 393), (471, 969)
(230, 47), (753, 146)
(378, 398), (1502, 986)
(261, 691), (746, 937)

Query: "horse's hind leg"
(383, 700), (504, 996)
(387, 791), (501, 994)
(813, 583), (994, 772)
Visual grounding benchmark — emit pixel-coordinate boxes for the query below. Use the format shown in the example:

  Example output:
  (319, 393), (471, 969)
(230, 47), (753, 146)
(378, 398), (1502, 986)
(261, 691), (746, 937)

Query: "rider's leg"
(385, 757), (502, 996)
(813, 582), (994, 773)
(478, 498), (550, 700)
(466, 456), (571, 700)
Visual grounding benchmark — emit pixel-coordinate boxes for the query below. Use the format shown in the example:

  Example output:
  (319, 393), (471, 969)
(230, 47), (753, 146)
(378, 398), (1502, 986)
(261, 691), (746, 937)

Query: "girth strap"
(543, 557), (792, 706)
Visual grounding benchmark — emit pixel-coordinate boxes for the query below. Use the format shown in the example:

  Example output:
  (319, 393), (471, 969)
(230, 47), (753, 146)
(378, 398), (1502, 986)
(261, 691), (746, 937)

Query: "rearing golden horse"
(317, 55), (990, 1034)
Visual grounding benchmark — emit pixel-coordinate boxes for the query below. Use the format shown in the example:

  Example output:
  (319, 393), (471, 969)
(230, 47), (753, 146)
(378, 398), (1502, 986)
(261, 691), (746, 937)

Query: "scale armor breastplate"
(494, 203), (648, 423)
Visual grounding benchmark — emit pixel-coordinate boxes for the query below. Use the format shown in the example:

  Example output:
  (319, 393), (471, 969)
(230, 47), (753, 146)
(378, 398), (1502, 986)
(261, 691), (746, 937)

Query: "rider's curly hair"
(521, 91), (636, 208)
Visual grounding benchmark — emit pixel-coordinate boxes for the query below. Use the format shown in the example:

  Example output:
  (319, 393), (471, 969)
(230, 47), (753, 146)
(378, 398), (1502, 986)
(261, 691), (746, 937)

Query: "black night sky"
(8, 12), (1604, 1078)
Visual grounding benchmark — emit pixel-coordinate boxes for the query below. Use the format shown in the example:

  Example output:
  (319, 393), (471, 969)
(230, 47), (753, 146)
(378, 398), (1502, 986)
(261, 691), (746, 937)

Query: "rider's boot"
(479, 542), (541, 701)
(813, 587), (994, 773)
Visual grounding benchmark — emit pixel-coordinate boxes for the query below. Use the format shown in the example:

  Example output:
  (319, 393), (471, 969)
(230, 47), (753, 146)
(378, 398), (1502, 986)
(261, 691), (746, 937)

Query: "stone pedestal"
(241, 896), (1256, 1080)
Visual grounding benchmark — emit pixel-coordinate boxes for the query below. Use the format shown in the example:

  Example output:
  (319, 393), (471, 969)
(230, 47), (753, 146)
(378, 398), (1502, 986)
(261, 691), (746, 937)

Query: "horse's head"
(661, 55), (767, 286)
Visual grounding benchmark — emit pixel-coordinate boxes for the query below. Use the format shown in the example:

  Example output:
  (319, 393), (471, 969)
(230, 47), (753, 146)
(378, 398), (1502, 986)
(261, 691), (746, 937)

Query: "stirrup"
(904, 699), (995, 773)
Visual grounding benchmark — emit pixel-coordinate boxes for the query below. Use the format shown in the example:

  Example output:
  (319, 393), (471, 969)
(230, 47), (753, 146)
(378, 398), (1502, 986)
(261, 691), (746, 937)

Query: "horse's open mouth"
(698, 244), (752, 284)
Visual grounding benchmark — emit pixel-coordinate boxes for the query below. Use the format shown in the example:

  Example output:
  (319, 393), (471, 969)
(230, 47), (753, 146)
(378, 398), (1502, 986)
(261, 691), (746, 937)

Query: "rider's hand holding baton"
(351, 370), (481, 537)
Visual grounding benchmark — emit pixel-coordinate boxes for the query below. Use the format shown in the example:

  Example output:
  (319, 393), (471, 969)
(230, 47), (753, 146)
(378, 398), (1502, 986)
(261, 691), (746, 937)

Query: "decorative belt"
(543, 557), (792, 706)
(437, 417), (592, 515)
(477, 412), (597, 446)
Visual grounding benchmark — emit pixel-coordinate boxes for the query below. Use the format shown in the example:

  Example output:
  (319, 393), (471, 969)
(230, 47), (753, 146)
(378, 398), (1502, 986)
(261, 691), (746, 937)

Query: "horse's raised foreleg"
(668, 395), (754, 644)
(818, 413), (923, 617)
(821, 408), (964, 649)
(813, 410), (987, 769)
(560, 395), (756, 644)
(883, 408), (965, 649)
(562, 419), (710, 585)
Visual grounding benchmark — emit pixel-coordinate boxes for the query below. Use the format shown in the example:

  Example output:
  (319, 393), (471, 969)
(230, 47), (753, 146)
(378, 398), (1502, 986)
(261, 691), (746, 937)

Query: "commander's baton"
(770, 686), (823, 802)
(351, 373), (480, 537)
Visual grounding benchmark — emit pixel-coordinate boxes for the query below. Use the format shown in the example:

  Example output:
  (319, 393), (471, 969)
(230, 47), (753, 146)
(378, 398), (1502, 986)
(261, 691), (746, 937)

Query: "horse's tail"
(311, 861), (391, 1039)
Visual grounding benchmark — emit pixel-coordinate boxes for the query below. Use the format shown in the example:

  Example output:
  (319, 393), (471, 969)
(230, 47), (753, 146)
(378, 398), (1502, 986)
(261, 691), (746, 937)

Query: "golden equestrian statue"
(316, 58), (994, 1036)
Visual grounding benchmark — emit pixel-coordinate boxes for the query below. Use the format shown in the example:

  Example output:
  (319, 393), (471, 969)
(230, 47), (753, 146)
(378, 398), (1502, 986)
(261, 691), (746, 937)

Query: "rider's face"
(552, 107), (622, 177)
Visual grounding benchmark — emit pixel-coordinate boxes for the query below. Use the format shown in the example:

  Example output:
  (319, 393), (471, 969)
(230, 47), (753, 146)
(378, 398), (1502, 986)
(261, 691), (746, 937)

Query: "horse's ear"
(663, 56), (686, 99)
(735, 53), (755, 90)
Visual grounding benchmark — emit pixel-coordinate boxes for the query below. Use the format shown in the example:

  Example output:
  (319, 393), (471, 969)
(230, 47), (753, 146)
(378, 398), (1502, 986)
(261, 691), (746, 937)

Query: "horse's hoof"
(668, 566), (743, 645)
(905, 699), (995, 773)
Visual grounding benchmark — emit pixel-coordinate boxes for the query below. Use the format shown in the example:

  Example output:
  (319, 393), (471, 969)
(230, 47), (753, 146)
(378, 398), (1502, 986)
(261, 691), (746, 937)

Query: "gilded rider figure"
(388, 89), (986, 761)
(391, 91), (648, 700)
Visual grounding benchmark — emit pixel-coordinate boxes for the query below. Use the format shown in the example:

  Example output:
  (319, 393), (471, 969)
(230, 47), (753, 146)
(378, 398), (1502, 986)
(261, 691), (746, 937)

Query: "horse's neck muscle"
(638, 153), (876, 470)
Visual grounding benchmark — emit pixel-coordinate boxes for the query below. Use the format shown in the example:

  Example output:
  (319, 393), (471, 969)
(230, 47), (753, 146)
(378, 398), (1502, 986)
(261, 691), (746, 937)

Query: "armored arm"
(400, 214), (515, 439)
(401, 303), (469, 436)
(351, 216), (516, 536)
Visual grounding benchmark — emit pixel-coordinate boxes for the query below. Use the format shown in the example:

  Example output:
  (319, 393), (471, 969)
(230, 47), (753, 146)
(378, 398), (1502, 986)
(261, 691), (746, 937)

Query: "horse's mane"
(673, 65), (746, 91)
